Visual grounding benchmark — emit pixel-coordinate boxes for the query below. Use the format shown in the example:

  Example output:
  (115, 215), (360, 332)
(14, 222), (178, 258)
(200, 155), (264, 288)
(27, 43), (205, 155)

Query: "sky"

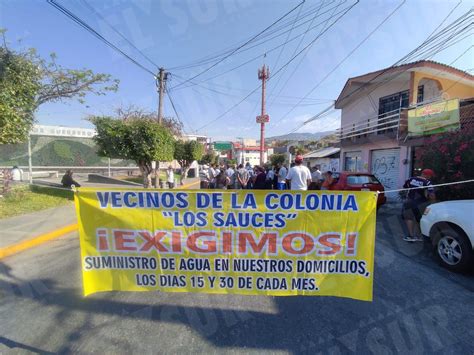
(1, 0), (473, 141)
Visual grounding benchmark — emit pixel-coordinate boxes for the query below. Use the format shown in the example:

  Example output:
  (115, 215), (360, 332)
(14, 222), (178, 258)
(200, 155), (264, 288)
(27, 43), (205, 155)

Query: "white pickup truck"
(420, 200), (474, 272)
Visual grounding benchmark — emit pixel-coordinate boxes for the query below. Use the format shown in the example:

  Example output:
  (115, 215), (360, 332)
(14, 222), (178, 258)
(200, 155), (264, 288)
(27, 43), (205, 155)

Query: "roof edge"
(335, 60), (474, 109)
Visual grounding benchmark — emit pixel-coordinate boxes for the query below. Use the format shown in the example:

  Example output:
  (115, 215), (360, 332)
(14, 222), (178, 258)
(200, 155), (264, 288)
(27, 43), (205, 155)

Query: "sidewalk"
(0, 204), (77, 249)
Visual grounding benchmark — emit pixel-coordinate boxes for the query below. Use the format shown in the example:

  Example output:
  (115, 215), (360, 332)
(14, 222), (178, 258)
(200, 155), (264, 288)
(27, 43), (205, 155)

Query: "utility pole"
(257, 64), (270, 166)
(236, 136), (245, 165)
(157, 67), (167, 124)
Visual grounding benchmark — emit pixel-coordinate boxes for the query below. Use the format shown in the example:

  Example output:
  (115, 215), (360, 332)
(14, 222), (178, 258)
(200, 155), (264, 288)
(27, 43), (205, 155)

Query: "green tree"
(90, 116), (175, 187)
(0, 30), (119, 145)
(0, 46), (41, 144)
(269, 153), (286, 167)
(174, 140), (204, 184)
(199, 152), (218, 165)
(289, 145), (308, 155)
(34, 52), (119, 108)
(115, 105), (183, 136)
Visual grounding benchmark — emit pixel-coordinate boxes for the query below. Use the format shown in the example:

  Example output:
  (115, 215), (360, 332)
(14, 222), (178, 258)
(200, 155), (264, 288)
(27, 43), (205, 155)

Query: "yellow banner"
(408, 98), (460, 135)
(74, 188), (377, 301)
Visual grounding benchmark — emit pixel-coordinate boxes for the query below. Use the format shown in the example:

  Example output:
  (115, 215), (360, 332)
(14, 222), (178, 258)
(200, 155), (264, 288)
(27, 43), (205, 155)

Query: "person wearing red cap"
(285, 155), (312, 191)
(401, 168), (436, 242)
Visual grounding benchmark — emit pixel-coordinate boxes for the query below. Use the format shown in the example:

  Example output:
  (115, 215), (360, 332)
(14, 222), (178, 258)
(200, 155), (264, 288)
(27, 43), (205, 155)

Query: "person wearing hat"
(401, 168), (436, 242)
(285, 155), (312, 191)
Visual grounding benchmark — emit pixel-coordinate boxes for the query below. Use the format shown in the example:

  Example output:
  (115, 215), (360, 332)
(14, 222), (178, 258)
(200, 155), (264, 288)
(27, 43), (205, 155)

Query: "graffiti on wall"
(371, 150), (400, 194)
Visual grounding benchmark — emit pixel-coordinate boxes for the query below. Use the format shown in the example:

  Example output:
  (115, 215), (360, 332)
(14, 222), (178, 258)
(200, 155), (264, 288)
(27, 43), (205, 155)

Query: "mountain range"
(266, 131), (335, 142)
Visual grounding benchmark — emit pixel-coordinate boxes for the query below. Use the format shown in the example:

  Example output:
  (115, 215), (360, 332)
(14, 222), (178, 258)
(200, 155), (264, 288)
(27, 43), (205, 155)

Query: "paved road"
(1, 203), (473, 354)
(0, 205), (76, 248)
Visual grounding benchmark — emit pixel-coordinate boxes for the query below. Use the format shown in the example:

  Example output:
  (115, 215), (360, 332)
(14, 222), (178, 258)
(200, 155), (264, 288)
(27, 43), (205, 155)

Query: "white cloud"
(271, 113), (341, 136)
(298, 115), (341, 133)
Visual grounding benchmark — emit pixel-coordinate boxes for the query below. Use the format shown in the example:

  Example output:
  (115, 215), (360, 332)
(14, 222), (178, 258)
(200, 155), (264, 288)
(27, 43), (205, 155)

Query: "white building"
(31, 124), (96, 138)
(182, 133), (209, 146)
(232, 142), (273, 166)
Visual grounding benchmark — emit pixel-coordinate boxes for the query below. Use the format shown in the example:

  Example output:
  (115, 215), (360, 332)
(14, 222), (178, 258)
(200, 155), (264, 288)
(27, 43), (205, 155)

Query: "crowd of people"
(199, 155), (335, 191)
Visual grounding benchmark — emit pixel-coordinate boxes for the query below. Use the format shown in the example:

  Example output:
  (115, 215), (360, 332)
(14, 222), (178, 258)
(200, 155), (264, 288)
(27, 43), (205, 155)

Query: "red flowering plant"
(415, 126), (474, 201)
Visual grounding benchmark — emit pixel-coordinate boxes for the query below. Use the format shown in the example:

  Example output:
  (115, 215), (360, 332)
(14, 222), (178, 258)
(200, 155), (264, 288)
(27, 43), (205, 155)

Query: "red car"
(328, 172), (386, 207)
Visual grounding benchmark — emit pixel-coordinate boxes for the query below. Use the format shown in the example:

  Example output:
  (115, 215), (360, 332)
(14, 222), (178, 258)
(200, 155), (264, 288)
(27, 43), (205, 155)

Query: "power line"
(424, 0), (463, 41)
(172, 0), (306, 88)
(276, 30), (474, 138)
(173, 73), (334, 104)
(271, 0), (407, 128)
(296, 5), (471, 128)
(336, 9), (473, 107)
(167, 1), (338, 71)
(170, 1), (349, 90)
(47, 0), (156, 77)
(166, 87), (191, 133)
(269, 0), (307, 79)
(195, 0), (358, 132)
(79, 0), (159, 70)
(277, 4), (471, 134)
(268, 0), (341, 107)
(277, 15), (473, 138)
(174, 75), (334, 106)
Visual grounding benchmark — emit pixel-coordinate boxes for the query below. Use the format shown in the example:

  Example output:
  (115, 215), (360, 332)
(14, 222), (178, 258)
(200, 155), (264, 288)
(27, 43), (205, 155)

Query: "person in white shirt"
(243, 163), (253, 188)
(199, 165), (210, 189)
(166, 166), (175, 189)
(266, 167), (275, 189)
(225, 164), (236, 189)
(285, 155), (312, 191)
(225, 164), (235, 178)
(276, 163), (287, 190)
(11, 166), (23, 181)
(309, 165), (322, 190)
(311, 165), (322, 182)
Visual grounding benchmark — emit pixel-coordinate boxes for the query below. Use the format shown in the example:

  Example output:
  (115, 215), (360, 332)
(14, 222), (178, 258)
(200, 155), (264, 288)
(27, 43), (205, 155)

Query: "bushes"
(416, 127), (473, 201)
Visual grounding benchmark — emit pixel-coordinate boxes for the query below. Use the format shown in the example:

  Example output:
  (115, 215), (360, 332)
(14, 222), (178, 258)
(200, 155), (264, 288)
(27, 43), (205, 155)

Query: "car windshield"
(347, 175), (380, 185)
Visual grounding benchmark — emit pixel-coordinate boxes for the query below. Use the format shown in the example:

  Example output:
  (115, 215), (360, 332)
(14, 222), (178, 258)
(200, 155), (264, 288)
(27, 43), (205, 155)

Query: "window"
(378, 90), (408, 134)
(379, 90), (409, 114)
(347, 175), (380, 185)
(417, 85), (424, 104)
(344, 151), (362, 172)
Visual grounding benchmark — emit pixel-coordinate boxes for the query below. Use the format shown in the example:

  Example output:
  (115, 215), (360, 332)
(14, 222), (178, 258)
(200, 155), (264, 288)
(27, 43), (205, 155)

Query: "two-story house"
(335, 60), (474, 198)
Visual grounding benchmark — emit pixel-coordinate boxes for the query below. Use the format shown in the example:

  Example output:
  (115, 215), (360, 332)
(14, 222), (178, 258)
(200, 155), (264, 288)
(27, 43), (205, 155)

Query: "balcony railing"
(337, 108), (408, 142)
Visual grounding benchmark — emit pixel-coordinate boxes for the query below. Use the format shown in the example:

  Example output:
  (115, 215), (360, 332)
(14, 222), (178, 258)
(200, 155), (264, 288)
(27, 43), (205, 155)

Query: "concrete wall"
(88, 174), (141, 186)
(340, 78), (409, 127)
(305, 157), (340, 172)
(411, 72), (474, 104)
(340, 71), (474, 129)
(340, 139), (411, 189)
